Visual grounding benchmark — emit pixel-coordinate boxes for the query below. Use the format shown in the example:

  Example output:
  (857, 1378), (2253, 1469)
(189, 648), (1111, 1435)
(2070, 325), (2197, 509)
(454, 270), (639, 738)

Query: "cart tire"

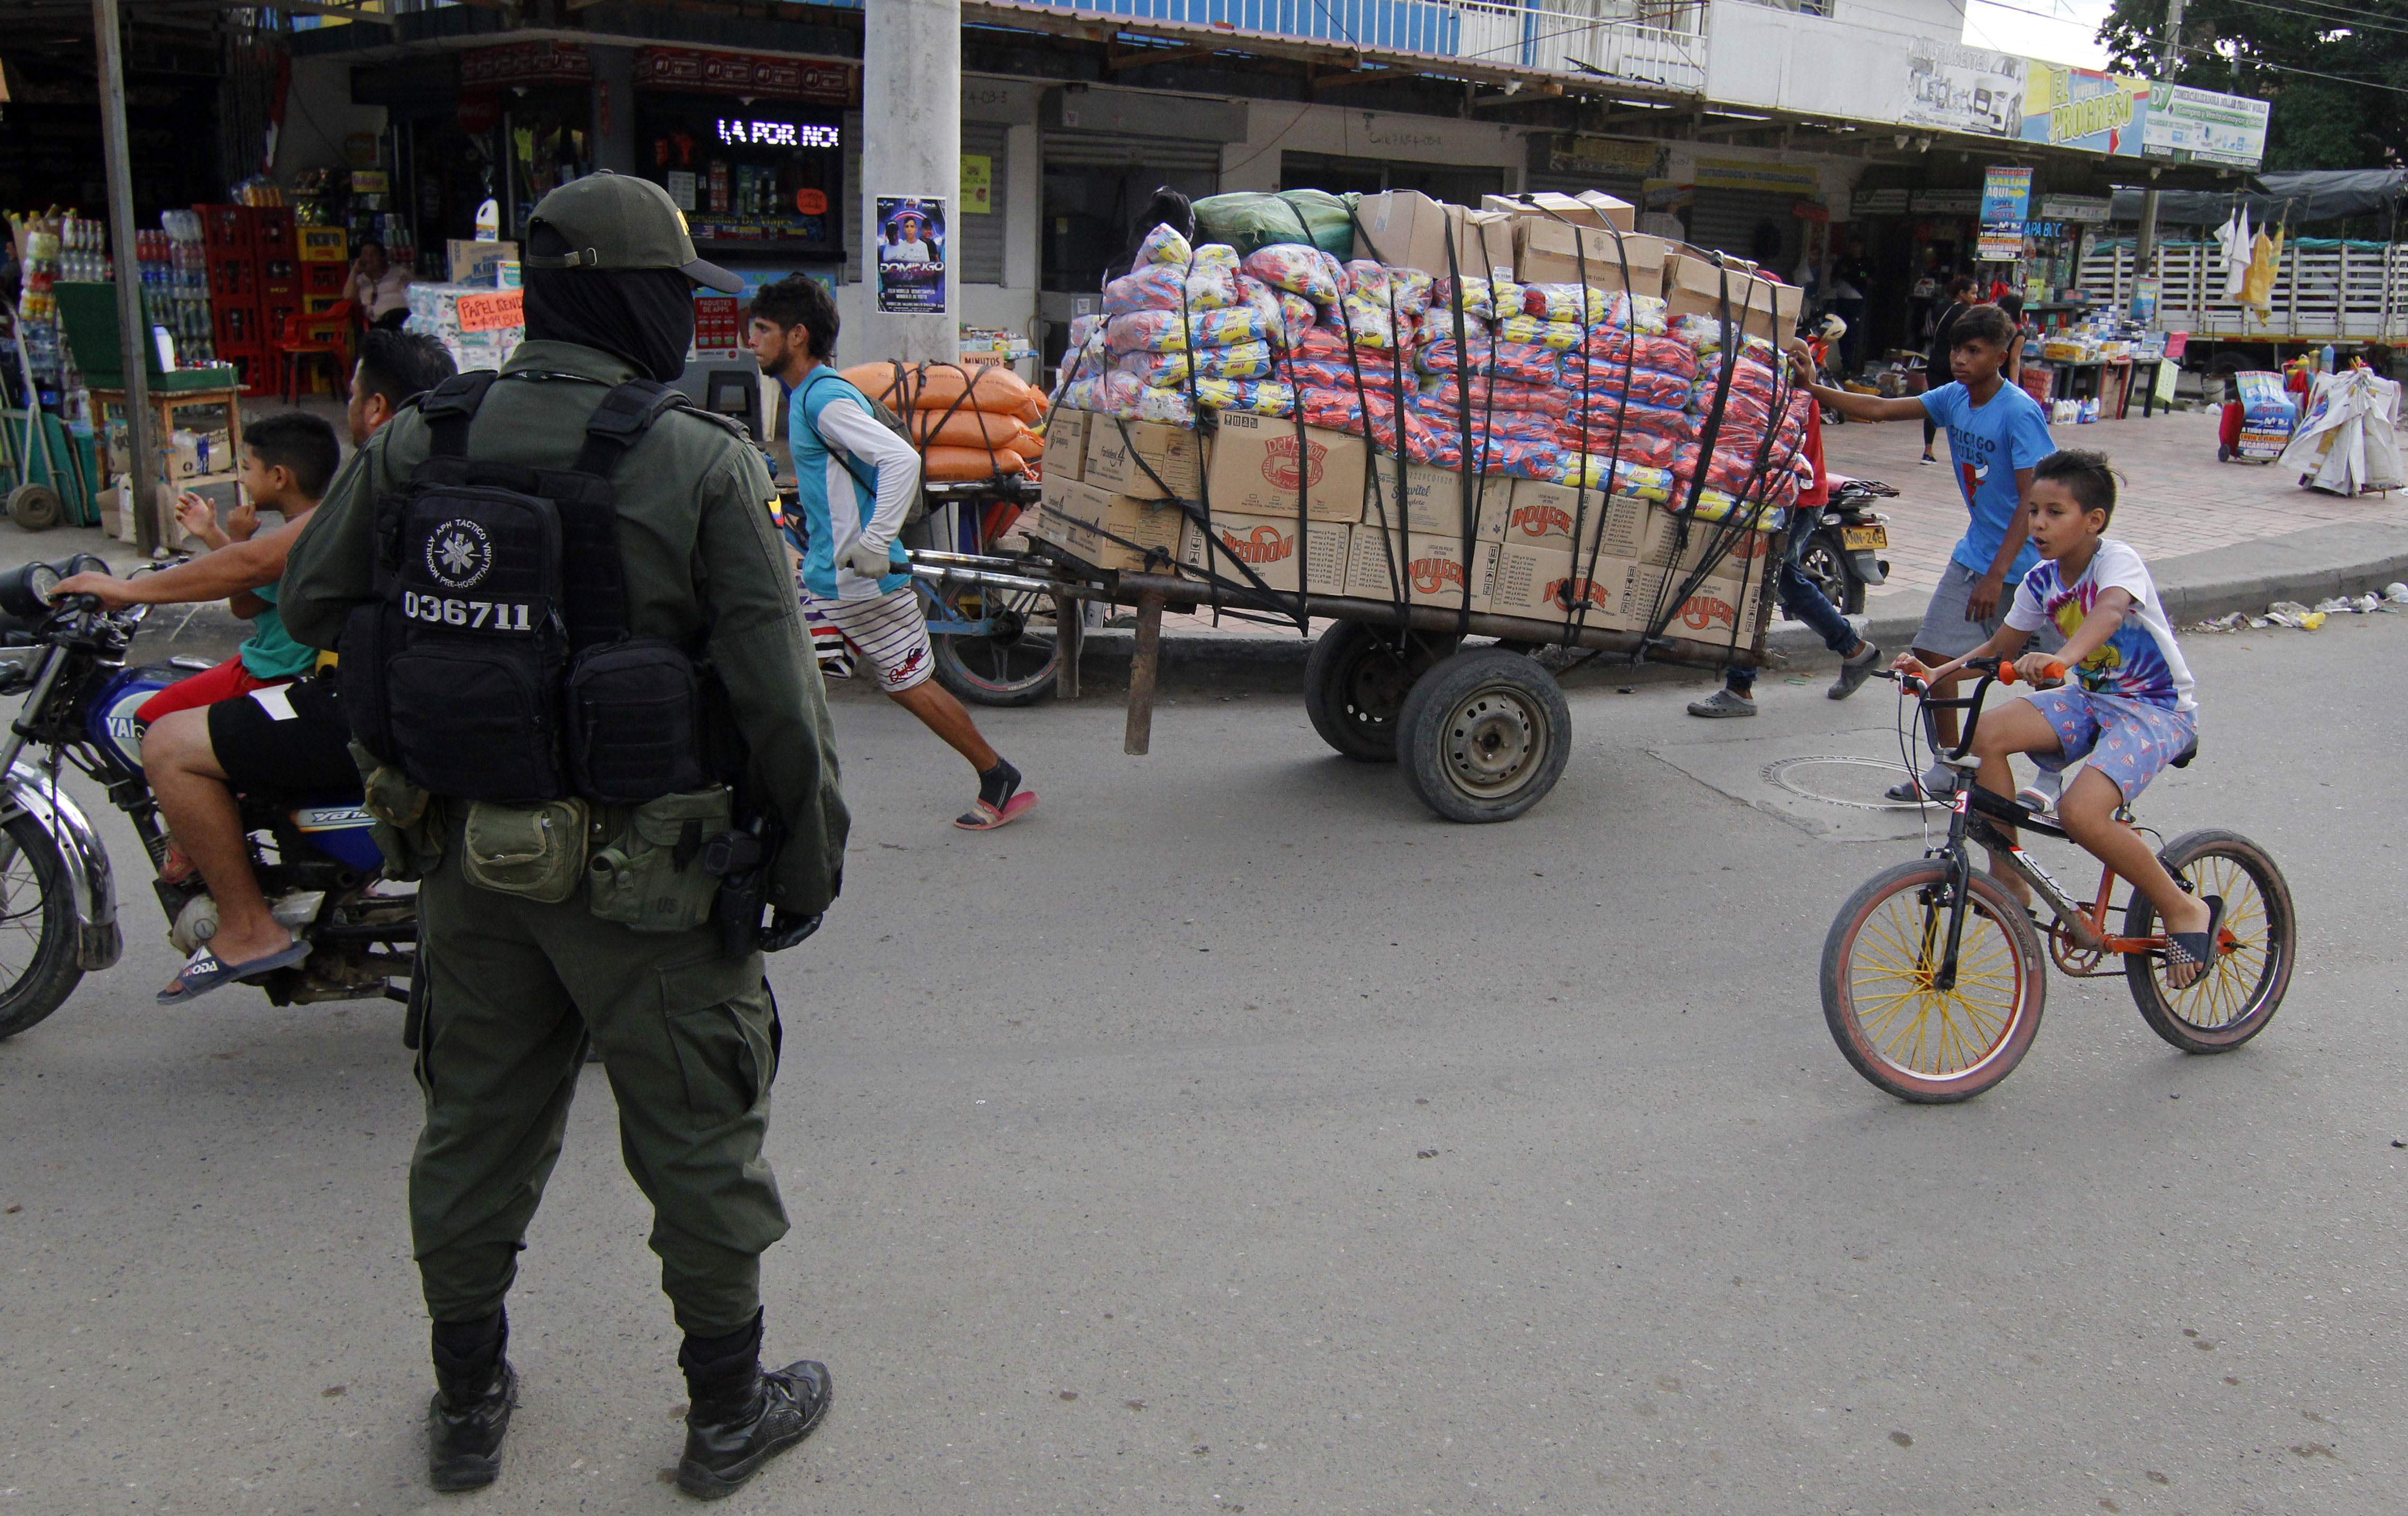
(8, 483), (61, 532)
(1303, 622), (1452, 762)
(1396, 648), (1570, 823)
(1798, 529), (1866, 616)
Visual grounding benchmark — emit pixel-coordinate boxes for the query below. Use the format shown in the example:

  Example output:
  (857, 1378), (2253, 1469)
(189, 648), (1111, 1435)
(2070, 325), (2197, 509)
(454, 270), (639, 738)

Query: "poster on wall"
(1904, 40), (2026, 137)
(874, 196), (947, 315)
(1979, 166), (2033, 263)
(960, 155), (993, 214)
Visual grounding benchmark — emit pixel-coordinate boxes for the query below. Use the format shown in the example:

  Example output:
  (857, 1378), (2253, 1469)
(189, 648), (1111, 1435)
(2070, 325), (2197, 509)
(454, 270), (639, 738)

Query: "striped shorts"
(804, 585), (936, 693)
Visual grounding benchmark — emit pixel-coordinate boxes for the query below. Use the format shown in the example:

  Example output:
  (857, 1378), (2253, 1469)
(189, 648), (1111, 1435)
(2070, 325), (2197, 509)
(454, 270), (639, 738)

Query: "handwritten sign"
(455, 289), (523, 333)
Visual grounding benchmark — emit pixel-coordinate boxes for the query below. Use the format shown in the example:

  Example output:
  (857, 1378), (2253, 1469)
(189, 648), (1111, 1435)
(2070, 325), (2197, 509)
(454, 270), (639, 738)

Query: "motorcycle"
(0, 554), (413, 1041)
(1792, 477), (1894, 618)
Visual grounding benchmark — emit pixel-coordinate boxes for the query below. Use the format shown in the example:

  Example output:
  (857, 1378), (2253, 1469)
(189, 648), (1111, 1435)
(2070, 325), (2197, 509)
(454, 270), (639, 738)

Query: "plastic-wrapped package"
(1555, 427), (1682, 468)
(1233, 274), (1290, 349)
(1520, 284), (1616, 324)
(1191, 242), (1240, 275)
(1132, 387), (1199, 426)
(1103, 262), (1240, 316)
(1060, 369), (1146, 418)
(1429, 276), (1523, 321)
(1117, 341), (1277, 387)
(1421, 377), (1568, 417)
(1106, 305), (1274, 354)
(1412, 430), (1562, 479)
(1562, 394), (1694, 436)
(1134, 223), (1193, 269)
(1194, 378), (1296, 416)
(1579, 330), (1698, 378)
(1241, 243), (1342, 304)
(1559, 363), (1696, 411)
(1623, 294), (1670, 336)
(1411, 399), (1560, 446)
(1489, 341), (1566, 386)
(1492, 315), (1586, 350)
(1274, 291), (1318, 348)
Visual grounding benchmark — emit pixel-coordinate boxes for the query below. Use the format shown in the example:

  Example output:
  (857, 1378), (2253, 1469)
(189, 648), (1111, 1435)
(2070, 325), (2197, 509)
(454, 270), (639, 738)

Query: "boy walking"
(1792, 303), (2060, 797)
(746, 275), (1035, 830)
(1901, 450), (2220, 989)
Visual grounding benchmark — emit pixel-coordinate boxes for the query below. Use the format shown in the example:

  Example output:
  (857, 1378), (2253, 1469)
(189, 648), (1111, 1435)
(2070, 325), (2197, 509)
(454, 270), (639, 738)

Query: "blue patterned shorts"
(2022, 686), (2197, 802)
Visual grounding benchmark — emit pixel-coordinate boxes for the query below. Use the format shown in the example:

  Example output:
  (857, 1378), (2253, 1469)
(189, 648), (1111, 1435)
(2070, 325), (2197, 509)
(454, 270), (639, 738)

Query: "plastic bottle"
(2320, 342), (2335, 374)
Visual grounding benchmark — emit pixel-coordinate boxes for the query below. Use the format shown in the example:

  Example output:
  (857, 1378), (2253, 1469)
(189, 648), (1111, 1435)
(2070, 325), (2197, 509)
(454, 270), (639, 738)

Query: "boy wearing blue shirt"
(1794, 303), (2060, 798)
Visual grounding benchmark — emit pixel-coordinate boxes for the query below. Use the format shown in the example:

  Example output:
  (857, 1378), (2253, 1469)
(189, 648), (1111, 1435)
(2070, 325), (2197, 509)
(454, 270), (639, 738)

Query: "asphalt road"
(2, 612), (2401, 1515)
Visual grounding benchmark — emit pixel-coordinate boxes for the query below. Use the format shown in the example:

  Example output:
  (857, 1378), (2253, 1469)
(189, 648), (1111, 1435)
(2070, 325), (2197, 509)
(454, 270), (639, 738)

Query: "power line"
(2218, 0), (2408, 37)
(2185, 39), (2408, 91)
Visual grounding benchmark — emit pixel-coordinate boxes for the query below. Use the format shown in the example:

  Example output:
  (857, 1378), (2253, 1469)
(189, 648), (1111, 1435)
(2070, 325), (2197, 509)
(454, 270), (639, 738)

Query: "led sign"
(716, 119), (840, 149)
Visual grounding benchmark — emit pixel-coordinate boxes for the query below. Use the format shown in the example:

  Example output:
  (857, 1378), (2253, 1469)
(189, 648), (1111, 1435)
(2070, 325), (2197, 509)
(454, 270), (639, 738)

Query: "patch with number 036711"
(401, 591), (537, 632)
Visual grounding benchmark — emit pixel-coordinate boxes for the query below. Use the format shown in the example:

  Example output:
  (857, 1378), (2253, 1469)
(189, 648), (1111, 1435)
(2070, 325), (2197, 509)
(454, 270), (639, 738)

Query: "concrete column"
(861, 0), (961, 364)
(589, 45), (637, 176)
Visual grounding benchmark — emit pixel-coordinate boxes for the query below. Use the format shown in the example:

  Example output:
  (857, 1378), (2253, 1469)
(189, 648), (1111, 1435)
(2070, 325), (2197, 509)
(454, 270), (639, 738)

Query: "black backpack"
(340, 372), (714, 806)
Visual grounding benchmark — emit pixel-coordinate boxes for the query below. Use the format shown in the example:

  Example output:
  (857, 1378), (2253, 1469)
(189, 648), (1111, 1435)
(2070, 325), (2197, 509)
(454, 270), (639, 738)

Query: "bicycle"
(1821, 657), (2296, 1102)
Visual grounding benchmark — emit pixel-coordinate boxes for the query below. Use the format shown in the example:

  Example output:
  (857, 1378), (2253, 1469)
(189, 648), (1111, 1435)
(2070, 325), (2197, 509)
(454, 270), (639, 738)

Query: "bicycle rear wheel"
(1822, 859), (2047, 1102)
(2123, 828), (2295, 1053)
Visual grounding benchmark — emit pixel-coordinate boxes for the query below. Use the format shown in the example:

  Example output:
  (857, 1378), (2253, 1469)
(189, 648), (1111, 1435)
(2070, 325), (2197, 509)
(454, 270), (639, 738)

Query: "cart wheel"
(928, 580), (1059, 708)
(1396, 647), (1571, 823)
(8, 483), (61, 532)
(1303, 622), (1455, 762)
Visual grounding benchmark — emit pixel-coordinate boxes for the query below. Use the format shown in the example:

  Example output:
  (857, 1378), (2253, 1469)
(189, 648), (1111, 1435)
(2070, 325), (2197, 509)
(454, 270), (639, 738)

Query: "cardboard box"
(1178, 513), (1350, 596)
(1039, 408), (1092, 483)
(1485, 542), (1632, 626)
(169, 428), (233, 479)
(1033, 478), (1189, 571)
(1575, 190), (1638, 232)
(1740, 279), (1804, 346)
(1515, 221), (1664, 293)
(1207, 412), (1368, 524)
(1617, 560), (1768, 646)
(1344, 528), (1494, 610)
(1354, 192), (1518, 279)
(1083, 417), (1203, 499)
(1662, 256), (1798, 340)
(446, 240), (519, 285)
(1635, 505), (1781, 576)
(1502, 482), (1653, 558)
(1483, 191), (1609, 230)
(1365, 455), (1510, 540)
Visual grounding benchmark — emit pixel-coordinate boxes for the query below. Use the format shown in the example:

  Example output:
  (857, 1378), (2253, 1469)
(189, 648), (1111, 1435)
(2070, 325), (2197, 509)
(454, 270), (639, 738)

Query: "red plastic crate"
(194, 204), (253, 254)
(211, 342), (271, 393)
(303, 261), (348, 295)
(259, 257), (299, 298)
(212, 299), (265, 349)
(207, 257), (258, 302)
(261, 299), (302, 340)
(251, 206), (297, 255)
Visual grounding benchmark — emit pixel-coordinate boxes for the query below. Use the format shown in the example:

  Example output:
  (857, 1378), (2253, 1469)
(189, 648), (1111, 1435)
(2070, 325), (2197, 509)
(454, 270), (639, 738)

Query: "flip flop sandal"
(157, 938), (311, 1006)
(953, 791), (1038, 832)
(2162, 893), (2227, 991)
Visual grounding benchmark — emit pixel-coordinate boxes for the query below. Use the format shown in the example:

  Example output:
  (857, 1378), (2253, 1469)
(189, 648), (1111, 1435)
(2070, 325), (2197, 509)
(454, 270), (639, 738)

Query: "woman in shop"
(345, 239), (412, 331)
(1920, 275), (1978, 463)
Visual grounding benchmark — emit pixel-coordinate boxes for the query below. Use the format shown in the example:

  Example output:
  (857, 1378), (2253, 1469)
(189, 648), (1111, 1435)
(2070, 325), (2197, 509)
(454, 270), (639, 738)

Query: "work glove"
(845, 536), (898, 579)
(761, 910), (824, 952)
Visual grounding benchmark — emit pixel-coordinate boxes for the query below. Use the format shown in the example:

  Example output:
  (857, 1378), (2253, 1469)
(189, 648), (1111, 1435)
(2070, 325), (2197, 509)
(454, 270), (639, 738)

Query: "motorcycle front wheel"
(0, 813), (88, 1038)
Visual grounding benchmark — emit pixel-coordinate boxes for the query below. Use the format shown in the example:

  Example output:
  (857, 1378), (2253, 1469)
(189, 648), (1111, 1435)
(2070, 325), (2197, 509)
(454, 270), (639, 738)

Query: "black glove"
(760, 909), (822, 952)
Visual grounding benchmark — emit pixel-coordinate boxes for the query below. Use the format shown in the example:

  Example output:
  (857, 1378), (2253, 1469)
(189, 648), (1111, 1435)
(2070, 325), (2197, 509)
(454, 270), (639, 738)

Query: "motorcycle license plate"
(1842, 524), (1888, 551)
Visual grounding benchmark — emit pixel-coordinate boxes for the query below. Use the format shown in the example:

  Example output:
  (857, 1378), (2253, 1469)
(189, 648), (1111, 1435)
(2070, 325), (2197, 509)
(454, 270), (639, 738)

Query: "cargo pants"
(407, 813), (789, 1335)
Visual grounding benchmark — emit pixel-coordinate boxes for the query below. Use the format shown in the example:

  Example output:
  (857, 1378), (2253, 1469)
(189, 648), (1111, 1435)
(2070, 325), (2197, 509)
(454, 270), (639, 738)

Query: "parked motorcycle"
(0, 554), (412, 1040)
(1793, 477), (1894, 618)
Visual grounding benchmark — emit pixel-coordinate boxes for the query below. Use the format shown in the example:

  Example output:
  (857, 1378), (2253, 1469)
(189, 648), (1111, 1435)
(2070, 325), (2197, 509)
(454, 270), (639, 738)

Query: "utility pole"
(859, 0), (961, 365)
(94, 0), (155, 553)
(2131, 0), (2187, 290)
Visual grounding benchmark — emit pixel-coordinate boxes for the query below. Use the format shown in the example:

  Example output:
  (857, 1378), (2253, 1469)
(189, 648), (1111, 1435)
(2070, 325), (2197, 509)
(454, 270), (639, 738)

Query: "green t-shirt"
(237, 581), (317, 682)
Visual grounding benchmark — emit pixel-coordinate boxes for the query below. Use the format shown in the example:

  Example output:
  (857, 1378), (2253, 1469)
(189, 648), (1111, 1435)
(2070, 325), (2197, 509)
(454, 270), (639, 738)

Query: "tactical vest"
(340, 372), (713, 806)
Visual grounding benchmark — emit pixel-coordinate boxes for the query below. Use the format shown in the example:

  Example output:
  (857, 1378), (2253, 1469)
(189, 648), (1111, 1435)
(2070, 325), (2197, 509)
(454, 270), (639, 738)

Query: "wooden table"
(85, 384), (245, 546)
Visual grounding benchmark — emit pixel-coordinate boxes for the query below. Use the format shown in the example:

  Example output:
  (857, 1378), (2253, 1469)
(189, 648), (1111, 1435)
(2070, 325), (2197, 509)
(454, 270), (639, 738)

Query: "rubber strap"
(419, 371), (502, 459)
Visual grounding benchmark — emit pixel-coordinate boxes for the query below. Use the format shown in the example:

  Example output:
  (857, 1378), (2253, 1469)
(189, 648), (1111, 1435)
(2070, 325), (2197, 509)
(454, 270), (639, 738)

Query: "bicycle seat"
(2170, 737), (2199, 769)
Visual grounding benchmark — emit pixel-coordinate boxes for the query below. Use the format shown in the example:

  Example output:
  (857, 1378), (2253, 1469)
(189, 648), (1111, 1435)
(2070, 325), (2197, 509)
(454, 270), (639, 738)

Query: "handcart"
(904, 474), (1061, 706)
(905, 523), (1776, 824)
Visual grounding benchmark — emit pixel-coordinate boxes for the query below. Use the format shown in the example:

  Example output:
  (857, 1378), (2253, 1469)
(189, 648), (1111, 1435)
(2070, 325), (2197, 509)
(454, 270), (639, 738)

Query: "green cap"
(521, 170), (743, 294)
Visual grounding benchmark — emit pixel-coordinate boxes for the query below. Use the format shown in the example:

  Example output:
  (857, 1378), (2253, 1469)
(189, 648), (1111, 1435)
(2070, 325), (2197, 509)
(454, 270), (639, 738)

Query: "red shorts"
(135, 656), (287, 725)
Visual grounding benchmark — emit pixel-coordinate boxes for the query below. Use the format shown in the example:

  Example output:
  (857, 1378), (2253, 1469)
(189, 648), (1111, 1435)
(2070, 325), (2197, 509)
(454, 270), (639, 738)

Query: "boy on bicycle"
(1897, 449), (2220, 989)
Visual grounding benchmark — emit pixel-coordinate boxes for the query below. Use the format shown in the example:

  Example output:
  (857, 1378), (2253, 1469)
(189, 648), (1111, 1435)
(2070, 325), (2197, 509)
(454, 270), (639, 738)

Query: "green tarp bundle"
(1191, 190), (1358, 260)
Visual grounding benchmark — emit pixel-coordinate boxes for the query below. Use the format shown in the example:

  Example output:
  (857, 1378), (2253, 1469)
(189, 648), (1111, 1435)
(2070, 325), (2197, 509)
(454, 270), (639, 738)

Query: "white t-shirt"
(2004, 538), (2197, 713)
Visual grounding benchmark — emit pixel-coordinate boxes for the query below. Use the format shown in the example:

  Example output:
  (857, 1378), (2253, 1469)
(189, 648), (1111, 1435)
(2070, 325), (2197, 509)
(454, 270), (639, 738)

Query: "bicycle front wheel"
(2123, 828), (2295, 1053)
(1823, 859), (2047, 1102)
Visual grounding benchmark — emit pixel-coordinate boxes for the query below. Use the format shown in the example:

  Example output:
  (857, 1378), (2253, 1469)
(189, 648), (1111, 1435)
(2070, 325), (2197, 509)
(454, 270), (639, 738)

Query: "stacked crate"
(197, 204), (267, 389)
(298, 226), (349, 316)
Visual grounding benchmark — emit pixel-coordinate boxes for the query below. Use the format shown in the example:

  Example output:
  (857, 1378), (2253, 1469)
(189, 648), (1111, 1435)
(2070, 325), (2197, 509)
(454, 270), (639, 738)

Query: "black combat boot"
(674, 1311), (831, 1500)
(426, 1309), (517, 1492)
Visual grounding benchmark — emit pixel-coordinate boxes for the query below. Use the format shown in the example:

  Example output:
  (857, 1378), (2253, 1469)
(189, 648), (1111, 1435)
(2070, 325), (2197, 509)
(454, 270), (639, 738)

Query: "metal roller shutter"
(1041, 133), (1224, 180)
(1686, 188), (1803, 271)
(1525, 169), (1644, 202)
(959, 121), (1009, 286)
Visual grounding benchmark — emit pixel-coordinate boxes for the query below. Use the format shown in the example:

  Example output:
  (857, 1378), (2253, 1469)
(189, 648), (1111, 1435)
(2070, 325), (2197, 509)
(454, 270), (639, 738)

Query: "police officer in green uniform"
(280, 172), (848, 1500)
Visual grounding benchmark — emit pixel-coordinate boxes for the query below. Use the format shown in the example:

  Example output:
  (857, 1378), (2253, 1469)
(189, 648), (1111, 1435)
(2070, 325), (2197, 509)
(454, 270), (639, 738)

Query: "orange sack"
(920, 445), (1029, 480)
(907, 409), (1036, 451)
(841, 361), (1035, 415)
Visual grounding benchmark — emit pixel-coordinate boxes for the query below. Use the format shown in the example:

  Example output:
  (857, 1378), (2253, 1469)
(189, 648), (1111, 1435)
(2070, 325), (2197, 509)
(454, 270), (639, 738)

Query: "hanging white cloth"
(2278, 368), (2405, 493)
(2216, 207), (2253, 301)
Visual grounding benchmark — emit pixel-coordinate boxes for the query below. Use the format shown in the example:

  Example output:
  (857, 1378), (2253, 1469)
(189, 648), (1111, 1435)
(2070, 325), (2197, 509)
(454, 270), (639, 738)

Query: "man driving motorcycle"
(51, 333), (456, 1001)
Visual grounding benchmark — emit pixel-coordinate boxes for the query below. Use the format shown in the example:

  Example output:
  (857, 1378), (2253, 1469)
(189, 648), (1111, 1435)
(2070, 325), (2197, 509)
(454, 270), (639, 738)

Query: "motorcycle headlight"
(0, 561), (62, 620)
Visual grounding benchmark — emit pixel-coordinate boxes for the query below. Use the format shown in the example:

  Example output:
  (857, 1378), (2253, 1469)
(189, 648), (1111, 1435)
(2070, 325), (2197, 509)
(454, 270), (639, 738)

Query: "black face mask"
(521, 265), (696, 383)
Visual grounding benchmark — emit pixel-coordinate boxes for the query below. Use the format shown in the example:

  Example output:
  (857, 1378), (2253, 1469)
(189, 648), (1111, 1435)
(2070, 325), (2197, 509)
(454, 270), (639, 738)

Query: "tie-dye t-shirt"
(2004, 539), (2197, 713)
(1919, 379), (2055, 581)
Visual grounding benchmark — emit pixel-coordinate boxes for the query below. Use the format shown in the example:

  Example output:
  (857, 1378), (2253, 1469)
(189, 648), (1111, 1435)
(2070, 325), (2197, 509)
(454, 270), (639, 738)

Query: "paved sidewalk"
(1818, 403), (2405, 606)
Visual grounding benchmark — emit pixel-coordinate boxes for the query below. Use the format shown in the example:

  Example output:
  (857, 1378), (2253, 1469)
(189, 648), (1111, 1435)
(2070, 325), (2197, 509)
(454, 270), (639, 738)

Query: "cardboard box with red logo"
(1083, 417), (1205, 499)
(1034, 478), (1189, 572)
(1365, 455), (1510, 540)
(1344, 528), (1495, 611)
(1178, 513), (1350, 596)
(1040, 408), (1093, 483)
(1485, 542), (1633, 627)
(1501, 482), (1655, 558)
(1206, 412), (1368, 523)
(1636, 505), (1781, 578)
(1615, 560), (1768, 645)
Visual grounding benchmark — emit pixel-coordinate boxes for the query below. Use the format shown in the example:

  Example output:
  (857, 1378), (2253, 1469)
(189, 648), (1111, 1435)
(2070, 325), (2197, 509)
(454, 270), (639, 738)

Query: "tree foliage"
(2102, 0), (2408, 169)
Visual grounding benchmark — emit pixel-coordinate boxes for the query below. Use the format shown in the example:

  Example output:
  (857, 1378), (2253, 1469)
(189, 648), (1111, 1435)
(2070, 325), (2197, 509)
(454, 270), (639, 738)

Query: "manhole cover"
(1762, 754), (1928, 812)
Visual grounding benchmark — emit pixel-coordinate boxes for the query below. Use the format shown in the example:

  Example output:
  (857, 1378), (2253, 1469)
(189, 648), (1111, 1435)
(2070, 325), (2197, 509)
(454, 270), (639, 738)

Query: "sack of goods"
(840, 360), (1047, 481)
(1029, 188), (1801, 648)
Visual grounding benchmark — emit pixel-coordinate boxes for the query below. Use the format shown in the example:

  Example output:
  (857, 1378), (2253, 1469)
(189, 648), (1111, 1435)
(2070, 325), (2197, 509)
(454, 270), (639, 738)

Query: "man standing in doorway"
(747, 273), (1035, 830)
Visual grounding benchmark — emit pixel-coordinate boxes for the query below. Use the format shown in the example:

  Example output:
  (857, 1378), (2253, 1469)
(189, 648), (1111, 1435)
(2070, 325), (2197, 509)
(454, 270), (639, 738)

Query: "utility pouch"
(461, 797), (589, 903)
(565, 637), (709, 805)
(355, 743), (444, 882)
(585, 787), (732, 932)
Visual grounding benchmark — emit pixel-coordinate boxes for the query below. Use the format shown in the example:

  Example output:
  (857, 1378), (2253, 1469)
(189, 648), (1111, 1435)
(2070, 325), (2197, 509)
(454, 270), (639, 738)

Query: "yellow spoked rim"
(1848, 892), (2029, 1079)
(2156, 857), (2273, 1029)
